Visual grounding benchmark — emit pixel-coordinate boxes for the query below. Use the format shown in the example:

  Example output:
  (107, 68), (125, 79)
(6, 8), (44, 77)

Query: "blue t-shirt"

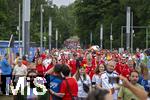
(1, 58), (12, 75)
(46, 75), (63, 100)
(138, 76), (150, 92)
(48, 75), (62, 92)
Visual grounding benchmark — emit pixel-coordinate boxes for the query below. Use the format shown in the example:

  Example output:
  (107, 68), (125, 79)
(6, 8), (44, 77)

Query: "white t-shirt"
(92, 74), (102, 85)
(13, 64), (27, 76)
(13, 64), (27, 82)
(101, 71), (119, 100)
(77, 75), (91, 98)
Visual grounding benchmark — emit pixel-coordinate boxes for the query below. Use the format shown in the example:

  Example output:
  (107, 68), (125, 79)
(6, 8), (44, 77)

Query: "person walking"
(1, 54), (12, 94)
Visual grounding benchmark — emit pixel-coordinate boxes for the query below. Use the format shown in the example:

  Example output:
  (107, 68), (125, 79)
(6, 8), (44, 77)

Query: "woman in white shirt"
(74, 66), (91, 100)
(92, 63), (105, 88)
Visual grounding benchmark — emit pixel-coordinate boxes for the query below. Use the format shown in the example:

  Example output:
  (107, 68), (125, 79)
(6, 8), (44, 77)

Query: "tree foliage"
(0, 0), (76, 48)
(0, 0), (150, 49)
(74, 0), (150, 49)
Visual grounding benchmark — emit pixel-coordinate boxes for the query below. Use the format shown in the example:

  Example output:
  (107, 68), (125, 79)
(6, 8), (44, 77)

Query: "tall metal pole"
(49, 17), (52, 50)
(121, 26), (124, 48)
(56, 29), (58, 49)
(100, 24), (103, 49)
(90, 32), (92, 45)
(40, 4), (43, 53)
(22, 0), (25, 55)
(146, 28), (148, 49)
(23, 0), (30, 55)
(126, 6), (131, 51)
(110, 23), (113, 51)
(18, 3), (21, 54)
(131, 12), (133, 53)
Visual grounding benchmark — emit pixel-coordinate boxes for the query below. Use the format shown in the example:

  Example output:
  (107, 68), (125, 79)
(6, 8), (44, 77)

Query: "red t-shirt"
(115, 63), (132, 78)
(69, 59), (77, 75)
(88, 58), (97, 79)
(59, 77), (78, 100)
(36, 64), (45, 76)
(86, 65), (95, 80)
(115, 63), (122, 75)
(121, 65), (134, 78)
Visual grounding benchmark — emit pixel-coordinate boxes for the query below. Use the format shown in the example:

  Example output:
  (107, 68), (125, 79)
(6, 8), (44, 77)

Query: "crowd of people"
(0, 47), (149, 100)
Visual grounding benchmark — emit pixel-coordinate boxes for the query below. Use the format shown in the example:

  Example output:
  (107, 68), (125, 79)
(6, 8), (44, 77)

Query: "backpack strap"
(65, 78), (74, 100)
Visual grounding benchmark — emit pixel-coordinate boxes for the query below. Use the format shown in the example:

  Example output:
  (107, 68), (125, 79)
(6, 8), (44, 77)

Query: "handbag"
(79, 75), (90, 93)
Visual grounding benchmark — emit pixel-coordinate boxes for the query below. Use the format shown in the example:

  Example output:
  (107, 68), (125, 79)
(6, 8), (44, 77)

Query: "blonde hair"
(140, 63), (149, 80)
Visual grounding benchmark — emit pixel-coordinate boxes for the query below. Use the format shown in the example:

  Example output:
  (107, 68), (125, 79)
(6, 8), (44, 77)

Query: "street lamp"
(43, 36), (47, 49)
(55, 29), (58, 49)
(18, 3), (21, 50)
(40, 0), (53, 52)
(131, 12), (134, 53)
(49, 17), (52, 50)
(100, 24), (103, 49)
(121, 26), (124, 48)
(40, 4), (44, 53)
(110, 23), (113, 51)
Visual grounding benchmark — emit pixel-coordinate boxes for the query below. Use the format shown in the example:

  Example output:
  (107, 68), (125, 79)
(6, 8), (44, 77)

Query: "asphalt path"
(0, 95), (14, 100)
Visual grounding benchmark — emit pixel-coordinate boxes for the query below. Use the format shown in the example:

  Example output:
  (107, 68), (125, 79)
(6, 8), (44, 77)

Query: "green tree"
(74, 0), (150, 49)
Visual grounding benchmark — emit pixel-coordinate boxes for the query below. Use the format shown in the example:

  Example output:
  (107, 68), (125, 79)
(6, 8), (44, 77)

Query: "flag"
(8, 34), (14, 48)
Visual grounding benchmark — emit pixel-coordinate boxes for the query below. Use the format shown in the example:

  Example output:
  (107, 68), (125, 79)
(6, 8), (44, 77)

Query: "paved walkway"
(0, 95), (14, 100)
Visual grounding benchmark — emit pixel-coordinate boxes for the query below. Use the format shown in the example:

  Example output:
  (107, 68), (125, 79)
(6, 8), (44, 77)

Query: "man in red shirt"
(84, 51), (96, 79)
(115, 56), (134, 78)
(88, 51), (97, 79)
(36, 54), (54, 76)
(59, 64), (78, 100)
(69, 53), (77, 76)
(124, 59), (135, 78)
(115, 56), (128, 77)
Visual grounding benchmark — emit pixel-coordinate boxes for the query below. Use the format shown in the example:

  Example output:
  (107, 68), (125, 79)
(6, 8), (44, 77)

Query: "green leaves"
(74, 0), (150, 49)
(0, 0), (77, 48)
(1, 0), (150, 49)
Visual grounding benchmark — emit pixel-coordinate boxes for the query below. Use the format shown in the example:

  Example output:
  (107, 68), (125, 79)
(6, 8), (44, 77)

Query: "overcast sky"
(53, 0), (75, 7)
